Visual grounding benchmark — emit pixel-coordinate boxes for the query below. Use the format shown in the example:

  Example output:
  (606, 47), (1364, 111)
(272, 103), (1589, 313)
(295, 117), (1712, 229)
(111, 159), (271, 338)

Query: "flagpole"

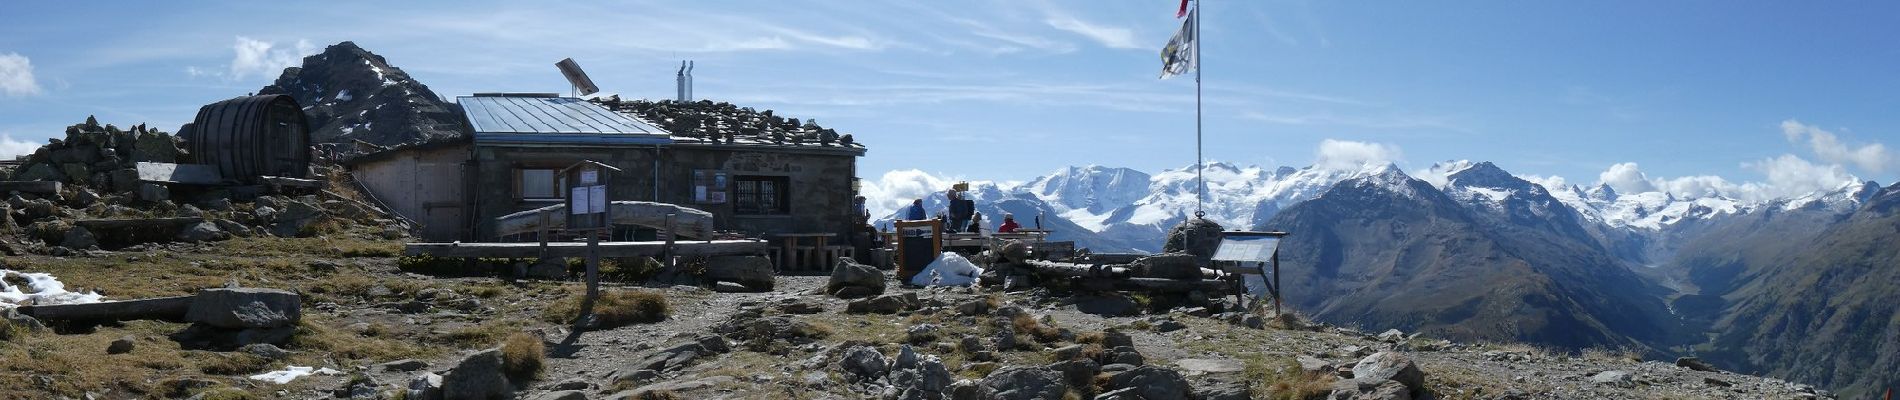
(1193, 0), (1205, 219)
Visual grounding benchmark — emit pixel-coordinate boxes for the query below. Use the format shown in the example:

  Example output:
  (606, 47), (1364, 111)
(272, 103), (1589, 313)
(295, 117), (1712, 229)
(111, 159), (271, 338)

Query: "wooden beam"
(0, 181), (61, 194)
(15, 295), (193, 322)
(405, 239), (767, 259)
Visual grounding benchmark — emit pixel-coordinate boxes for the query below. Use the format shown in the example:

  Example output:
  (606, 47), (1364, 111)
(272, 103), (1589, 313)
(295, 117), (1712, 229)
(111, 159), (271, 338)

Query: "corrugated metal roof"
(459, 95), (672, 145)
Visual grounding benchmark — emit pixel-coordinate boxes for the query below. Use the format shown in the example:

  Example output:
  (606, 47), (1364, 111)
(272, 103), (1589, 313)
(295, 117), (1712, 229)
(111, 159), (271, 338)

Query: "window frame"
(732, 175), (791, 215)
(515, 168), (565, 201)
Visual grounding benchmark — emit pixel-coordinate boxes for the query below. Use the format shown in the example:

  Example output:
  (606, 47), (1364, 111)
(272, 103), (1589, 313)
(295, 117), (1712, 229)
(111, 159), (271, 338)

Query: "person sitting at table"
(905, 199), (926, 220)
(998, 213), (1021, 233)
(968, 212), (984, 234)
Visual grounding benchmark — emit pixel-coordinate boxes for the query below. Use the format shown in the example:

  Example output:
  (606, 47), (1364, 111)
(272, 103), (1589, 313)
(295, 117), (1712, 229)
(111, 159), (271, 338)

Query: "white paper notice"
(589, 185), (607, 212)
(580, 170), (599, 185)
(570, 186), (590, 214)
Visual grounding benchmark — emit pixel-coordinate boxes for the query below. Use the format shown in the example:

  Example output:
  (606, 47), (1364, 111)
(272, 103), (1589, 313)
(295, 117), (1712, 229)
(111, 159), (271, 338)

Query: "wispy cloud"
(1045, 15), (1141, 49)
(1240, 111), (1466, 132)
(0, 52), (42, 97)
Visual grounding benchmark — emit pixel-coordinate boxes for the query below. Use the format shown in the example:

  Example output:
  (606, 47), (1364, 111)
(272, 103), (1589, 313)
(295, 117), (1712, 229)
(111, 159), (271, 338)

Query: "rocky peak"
(1446, 161), (1534, 192)
(257, 41), (462, 147)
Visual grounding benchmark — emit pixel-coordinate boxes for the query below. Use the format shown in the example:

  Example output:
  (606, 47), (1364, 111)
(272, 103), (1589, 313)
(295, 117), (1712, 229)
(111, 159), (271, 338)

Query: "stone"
(892, 344), (920, 370)
(1377, 329), (1406, 343)
(955, 298), (993, 315)
(1194, 379), (1252, 400)
(1100, 330), (1135, 348)
(979, 366), (1068, 400)
(406, 372), (443, 400)
(840, 345), (890, 380)
(1296, 355), (1333, 375)
(832, 285), (878, 299)
(138, 183), (170, 203)
(177, 221), (230, 242)
(1154, 318), (1187, 332)
(828, 258), (885, 298)
(1327, 379), (1411, 400)
(947, 379), (995, 400)
(1176, 358), (1247, 375)
(106, 335), (136, 354)
(213, 219), (252, 237)
(2, 308), (46, 333)
(240, 343), (289, 360)
(1052, 344), (1086, 361)
(381, 359), (429, 372)
(1590, 370), (1634, 388)
(526, 390), (588, 400)
(1162, 217), (1224, 263)
(185, 288), (302, 329)
(1351, 352), (1424, 395)
(959, 335), (990, 355)
(1109, 346), (1145, 366)
(442, 348), (511, 400)
(61, 226), (97, 250)
(1046, 359), (1100, 386)
(525, 260), (566, 280)
(704, 255), (774, 291)
(907, 323), (941, 344)
(1676, 357), (1719, 372)
(847, 294), (913, 314)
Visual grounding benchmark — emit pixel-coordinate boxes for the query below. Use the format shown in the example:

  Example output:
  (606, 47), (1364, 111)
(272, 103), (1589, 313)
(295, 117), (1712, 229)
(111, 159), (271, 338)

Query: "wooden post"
(537, 210), (551, 260)
(664, 213), (677, 268)
(575, 227), (600, 330)
(1272, 252), (1282, 315)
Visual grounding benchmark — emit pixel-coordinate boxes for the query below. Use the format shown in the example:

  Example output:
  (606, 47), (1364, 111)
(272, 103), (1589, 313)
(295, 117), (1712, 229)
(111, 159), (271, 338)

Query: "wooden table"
(773, 232), (837, 272)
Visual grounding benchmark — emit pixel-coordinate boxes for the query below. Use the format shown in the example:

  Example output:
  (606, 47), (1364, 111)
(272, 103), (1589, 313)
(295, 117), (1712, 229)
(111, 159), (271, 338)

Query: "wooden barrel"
(183, 95), (312, 183)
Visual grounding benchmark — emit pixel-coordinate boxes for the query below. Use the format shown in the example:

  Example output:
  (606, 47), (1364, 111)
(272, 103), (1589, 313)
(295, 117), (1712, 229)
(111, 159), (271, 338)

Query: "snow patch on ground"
(249, 366), (340, 384)
(0, 269), (103, 308)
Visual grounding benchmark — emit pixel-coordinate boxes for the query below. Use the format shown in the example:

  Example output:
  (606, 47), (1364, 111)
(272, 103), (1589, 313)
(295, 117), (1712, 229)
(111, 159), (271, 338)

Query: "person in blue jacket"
(905, 199), (926, 220)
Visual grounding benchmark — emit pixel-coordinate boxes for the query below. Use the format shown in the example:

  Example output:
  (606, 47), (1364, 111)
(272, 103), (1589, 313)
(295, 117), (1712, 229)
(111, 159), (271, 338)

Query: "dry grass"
(501, 332), (546, 381)
(1010, 314), (1064, 344)
(1248, 357), (1335, 400)
(1580, 346), (1643, 363)
(198, 353), (274, 375)
(541, 289), (670, 329)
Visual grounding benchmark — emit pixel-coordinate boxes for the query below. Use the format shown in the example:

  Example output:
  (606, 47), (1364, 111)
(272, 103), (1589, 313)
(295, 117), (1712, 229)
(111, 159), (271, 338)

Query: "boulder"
(106, 335), (136, 354)
(906, 323), (941, 344)
(1194, 379), (1253, 400)
(442, 348), (511, 400)
(2, 308), (46, 333)
(892, 344), (920, 370)
(406, 372), (444, 400)
(185, 288), (302, 329)
(840, 345), (890, 380)
(1162, 217), (1223, 263)
(978, 366), (1068, 400)
(1327, 379), (1411, 400)
(138, 183), (170, 203)
(846, 294), (914, 314)
(524, 259), (566, 280)
(177, 221), (230, 242)
(1046, 359), (1100, 386)
(1590, 370), (1634, 388)
(1105, 366), (1190, 400)
(947, 379), (995, 400)
(1351, 352), (1424, 395)
(1376, 329), (1406, 343)
(240, 343), (289, 360)
(1675, 357), (1719, 372)
(827, 258), (885, 298)
(703, 255), (774, 292)
(61, 226), (97, 250)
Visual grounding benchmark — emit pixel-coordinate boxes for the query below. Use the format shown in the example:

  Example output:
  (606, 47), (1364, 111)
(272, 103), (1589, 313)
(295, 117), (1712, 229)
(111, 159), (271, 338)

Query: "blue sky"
(1, 1), (1895, 204)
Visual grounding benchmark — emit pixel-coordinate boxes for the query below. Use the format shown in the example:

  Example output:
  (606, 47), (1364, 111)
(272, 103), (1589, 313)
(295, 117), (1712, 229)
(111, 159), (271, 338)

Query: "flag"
(1176, 0), (1190, 18)
(1159, 10), (1196, 79)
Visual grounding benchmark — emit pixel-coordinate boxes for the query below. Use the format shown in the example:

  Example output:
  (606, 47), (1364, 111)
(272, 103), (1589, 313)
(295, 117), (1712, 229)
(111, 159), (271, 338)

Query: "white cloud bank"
(197, 37), (316, 81)
(1780, 119), (1891, 173)
(859, 169), (962, 219)
(0, 133), (39, 160)
(0, 52), (42, 97)
(1315, 139), (1401, 171)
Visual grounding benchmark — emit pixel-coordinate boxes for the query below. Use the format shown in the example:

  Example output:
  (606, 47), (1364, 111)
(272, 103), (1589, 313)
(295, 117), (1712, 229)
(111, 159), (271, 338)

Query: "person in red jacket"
(997, 213), (1021, 233)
